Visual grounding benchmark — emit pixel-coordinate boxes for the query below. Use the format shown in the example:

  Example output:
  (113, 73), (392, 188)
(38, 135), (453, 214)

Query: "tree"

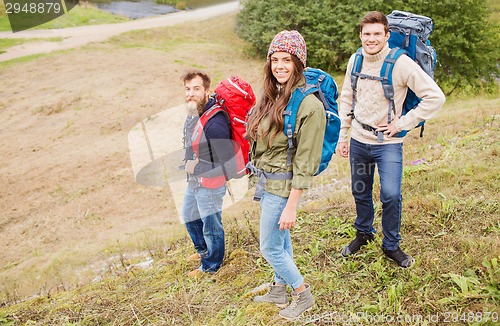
(238, 0), (499, 94)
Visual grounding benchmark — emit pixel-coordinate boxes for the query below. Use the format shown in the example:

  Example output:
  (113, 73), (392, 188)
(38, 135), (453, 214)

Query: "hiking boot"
(383, 246), (415, 268)
(341, 232), (375, 257)
(278, 284), (314, 321)
(254, 282), (288, 308)
(186, 253), (201, 262)
(187, 268), (204, 278)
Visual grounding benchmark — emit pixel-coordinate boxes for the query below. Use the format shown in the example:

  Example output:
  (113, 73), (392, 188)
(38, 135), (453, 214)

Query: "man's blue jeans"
(259, 191), (304, 290)
(349, 139), (403, 251)
(182, 180), (226, 272)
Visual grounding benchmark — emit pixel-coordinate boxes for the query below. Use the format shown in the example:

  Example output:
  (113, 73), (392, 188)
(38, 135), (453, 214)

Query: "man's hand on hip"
(377, 115), (400, 137)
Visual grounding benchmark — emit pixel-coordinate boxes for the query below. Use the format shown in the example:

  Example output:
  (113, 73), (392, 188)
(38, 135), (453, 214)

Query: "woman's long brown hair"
(247, 55), (304, 144)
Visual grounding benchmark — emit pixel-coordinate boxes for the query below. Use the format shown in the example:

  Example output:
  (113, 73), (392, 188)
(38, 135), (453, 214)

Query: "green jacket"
(250, 92), (325, 198)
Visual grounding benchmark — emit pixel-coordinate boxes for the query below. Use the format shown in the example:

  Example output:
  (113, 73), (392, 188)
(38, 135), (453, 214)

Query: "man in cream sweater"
(337, 11), (445, 268)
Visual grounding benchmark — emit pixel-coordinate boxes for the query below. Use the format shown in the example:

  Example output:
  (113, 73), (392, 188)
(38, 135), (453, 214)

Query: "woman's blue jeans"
(259, 191), (304, 290)
(349, 139), (403, 251)
(182, 180), (226, 272)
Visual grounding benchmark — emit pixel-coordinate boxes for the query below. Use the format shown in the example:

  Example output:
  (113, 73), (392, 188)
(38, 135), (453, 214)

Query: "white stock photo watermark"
(128, 104), (250, 223)
(299, 310), (499, 324)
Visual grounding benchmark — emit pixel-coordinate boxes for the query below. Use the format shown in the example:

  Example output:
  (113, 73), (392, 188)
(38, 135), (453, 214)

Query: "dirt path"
(0, 1), (239, 62)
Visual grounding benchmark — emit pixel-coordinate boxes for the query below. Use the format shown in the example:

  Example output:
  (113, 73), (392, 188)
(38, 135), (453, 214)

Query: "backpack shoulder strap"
(192, 104), (225, 146)
(380, 48), (406, 123)
(380, 48), (406, 99)
(284, 78), (320, 133)
(284, 88), (305, 166)
(199, 104), (228, 127)
(283, 82), (317, 166)
(349, 48), (364, 119)
(350, 47), (364, 90)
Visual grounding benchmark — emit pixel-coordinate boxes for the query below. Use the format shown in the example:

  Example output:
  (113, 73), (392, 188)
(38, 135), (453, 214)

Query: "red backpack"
(191, 76), (256, 188)
(214, 76), (256, 176)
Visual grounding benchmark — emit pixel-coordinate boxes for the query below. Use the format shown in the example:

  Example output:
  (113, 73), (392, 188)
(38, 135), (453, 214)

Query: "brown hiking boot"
(187, 268), (204, 278)
(186, 253), (201, 262)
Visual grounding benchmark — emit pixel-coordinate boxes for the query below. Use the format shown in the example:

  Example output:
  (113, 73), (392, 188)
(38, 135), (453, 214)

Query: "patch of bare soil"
(0, 47), (177, 297)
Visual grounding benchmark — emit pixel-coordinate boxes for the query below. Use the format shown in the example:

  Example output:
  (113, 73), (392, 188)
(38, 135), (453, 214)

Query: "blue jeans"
(259, 191), (304, 290)
(349, 138), (403, 251)
(182, 180), (226, 272)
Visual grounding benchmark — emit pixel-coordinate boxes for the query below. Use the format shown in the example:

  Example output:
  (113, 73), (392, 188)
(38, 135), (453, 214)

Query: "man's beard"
(186, 102), (198, 116)
(197, 97), (208, 115)
(185, 97), (208, 116)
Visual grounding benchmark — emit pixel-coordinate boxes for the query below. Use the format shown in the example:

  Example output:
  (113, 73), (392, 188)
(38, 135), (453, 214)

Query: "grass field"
(0, 1), (128, 53)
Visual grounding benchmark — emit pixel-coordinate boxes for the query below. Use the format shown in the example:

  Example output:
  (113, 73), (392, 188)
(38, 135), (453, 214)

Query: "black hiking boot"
(341, 232), (375, 257)
(383, 246), (415, 268)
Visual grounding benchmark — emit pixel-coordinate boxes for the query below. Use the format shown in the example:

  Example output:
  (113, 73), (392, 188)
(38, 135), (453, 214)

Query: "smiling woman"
(247, 30), (325, 321)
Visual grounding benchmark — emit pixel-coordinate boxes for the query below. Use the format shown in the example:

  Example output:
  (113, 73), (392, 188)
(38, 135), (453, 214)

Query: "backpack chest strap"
(353, 72), (385, 81)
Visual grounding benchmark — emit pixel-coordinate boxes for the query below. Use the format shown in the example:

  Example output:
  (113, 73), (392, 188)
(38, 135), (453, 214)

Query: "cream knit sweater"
(339, 44), (446, 145)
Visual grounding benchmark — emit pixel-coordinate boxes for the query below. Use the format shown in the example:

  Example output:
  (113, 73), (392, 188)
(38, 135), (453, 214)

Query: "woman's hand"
(279, 205), (297, 230)
(278, 188), (303, 230)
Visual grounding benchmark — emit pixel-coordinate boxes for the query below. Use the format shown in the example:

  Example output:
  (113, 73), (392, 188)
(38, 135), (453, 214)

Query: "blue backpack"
(284, 68), (340, 175)
(350, 10), (436, 139)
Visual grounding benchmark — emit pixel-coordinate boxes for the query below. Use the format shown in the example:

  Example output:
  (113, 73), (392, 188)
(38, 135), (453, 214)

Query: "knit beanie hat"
(267, 30), (307, 67)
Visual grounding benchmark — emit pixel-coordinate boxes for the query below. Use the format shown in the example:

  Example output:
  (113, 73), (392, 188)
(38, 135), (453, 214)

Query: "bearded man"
(180, 70), (232, 277)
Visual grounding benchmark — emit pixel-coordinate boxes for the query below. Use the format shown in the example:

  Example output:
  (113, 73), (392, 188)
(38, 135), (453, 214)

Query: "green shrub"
(238, 0), (500, 95)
